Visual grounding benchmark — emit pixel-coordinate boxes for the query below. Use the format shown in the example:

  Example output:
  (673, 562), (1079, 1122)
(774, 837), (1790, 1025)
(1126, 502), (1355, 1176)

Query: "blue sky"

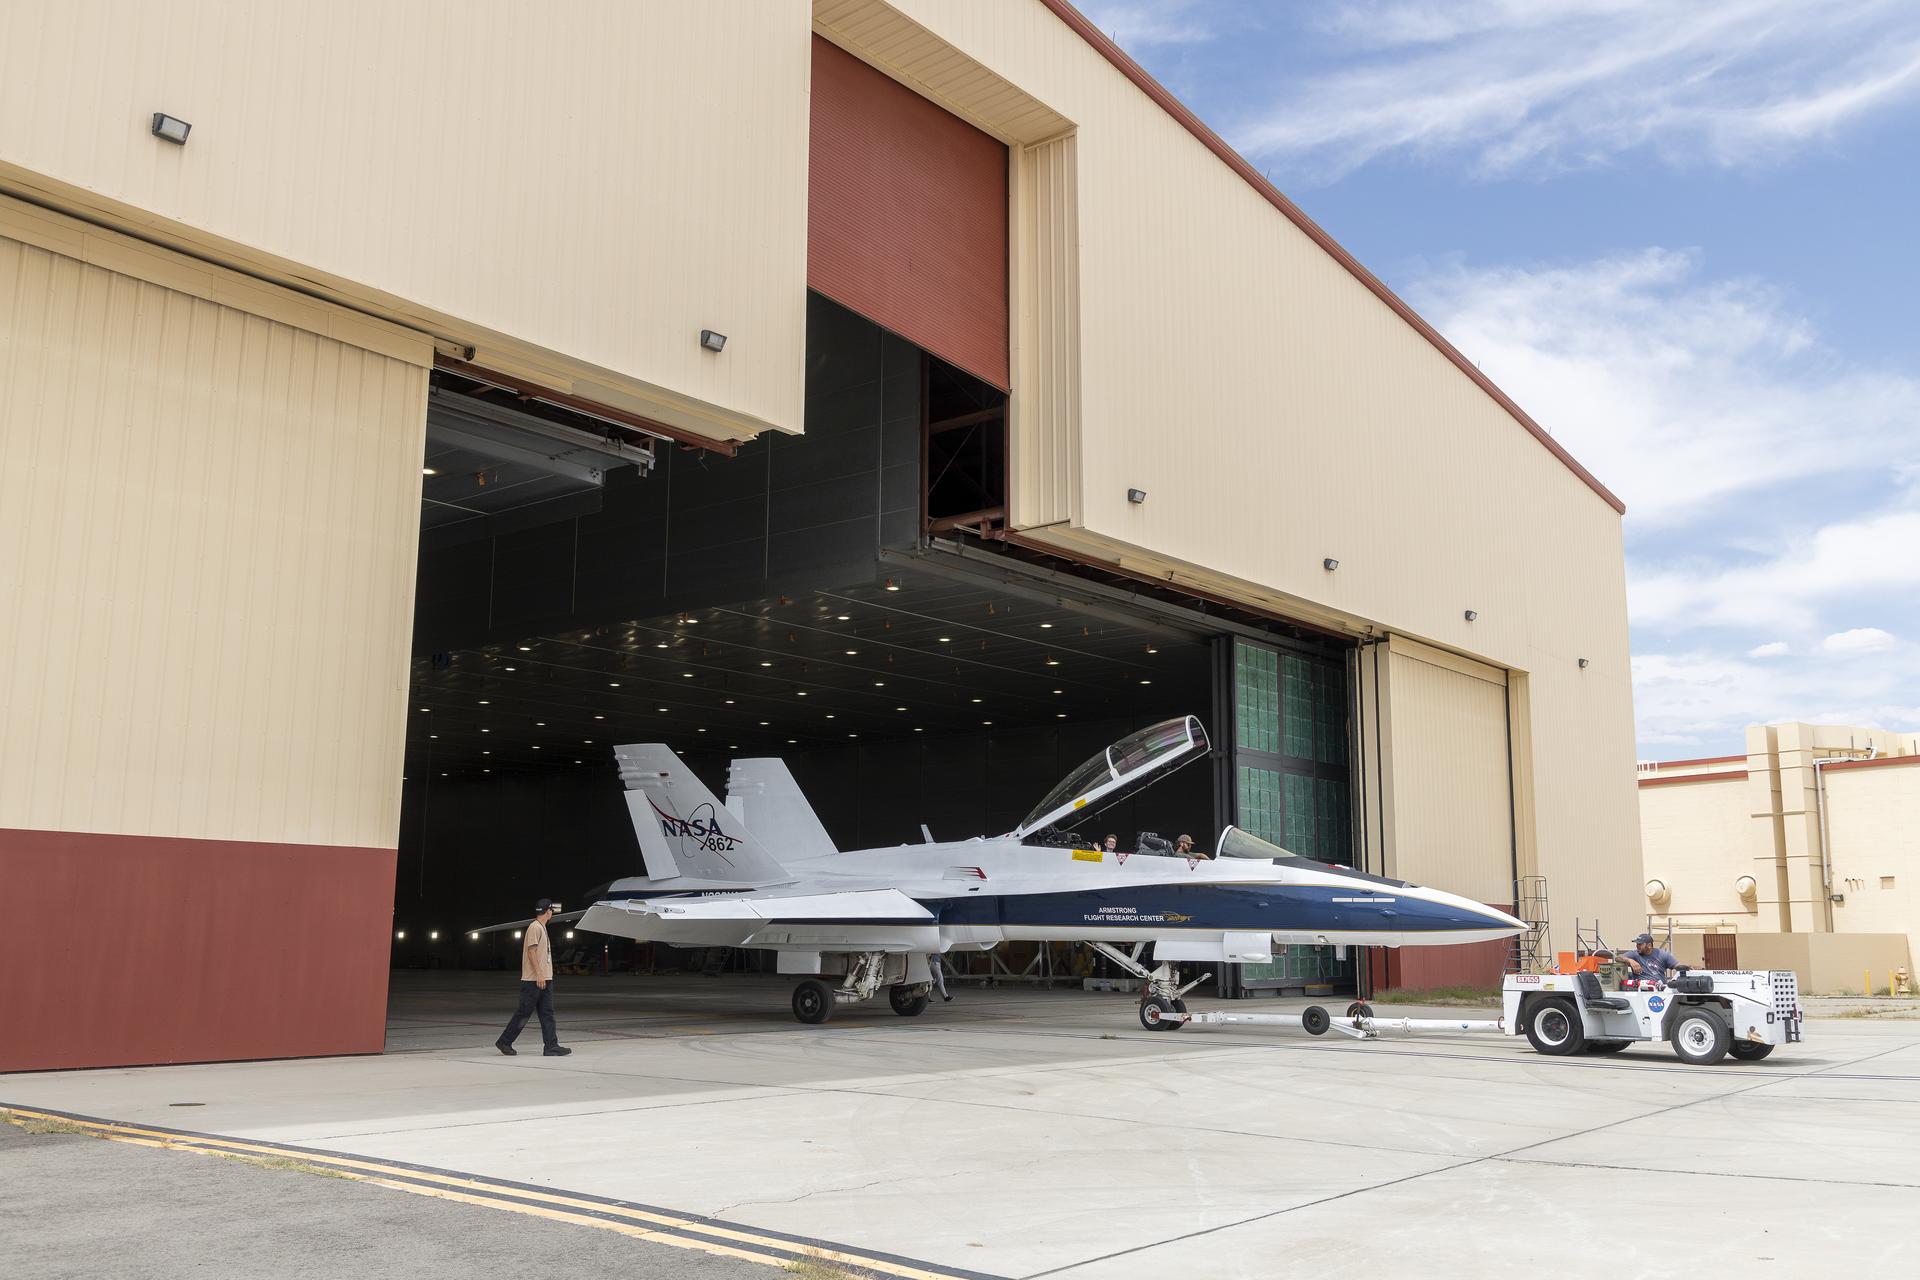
(1083, 0), (1920, 758)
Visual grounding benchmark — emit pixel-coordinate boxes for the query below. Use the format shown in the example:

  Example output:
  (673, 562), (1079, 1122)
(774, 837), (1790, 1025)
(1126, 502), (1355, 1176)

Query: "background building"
(1639, 722), (1918, 991)
(1, 0), (1643, 1071)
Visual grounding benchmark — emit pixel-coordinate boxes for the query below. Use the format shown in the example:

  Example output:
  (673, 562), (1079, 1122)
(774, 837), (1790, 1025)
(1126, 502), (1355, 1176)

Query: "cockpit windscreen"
(1015, 716), (1208, 838)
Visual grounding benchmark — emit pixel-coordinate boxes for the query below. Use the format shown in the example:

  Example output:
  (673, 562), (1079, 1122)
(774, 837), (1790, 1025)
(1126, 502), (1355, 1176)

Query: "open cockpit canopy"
(1214, 825), (1417, 888)
(1014, 716), (1209, 840)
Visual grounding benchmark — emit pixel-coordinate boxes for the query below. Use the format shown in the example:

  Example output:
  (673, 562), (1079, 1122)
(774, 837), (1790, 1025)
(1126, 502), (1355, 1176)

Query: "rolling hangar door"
(1354, 635), (1520, 992)
(0, 196), (430, 1072)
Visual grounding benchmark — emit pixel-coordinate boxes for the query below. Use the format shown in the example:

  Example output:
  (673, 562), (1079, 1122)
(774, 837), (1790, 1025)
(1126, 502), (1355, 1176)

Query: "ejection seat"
(1576, 970), (1632, 1012)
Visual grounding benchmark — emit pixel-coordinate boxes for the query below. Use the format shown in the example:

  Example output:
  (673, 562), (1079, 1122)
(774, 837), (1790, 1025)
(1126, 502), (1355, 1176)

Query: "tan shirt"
(522, 918), (553, 982)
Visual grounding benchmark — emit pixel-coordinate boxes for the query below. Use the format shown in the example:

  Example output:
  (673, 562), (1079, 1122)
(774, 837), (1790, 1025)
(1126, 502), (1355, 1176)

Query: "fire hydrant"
(1897, 967), (1912, 998)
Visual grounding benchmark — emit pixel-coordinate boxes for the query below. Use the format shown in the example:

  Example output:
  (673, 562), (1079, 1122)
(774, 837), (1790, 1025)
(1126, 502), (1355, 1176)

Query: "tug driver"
(1623, 932), (1680, 983)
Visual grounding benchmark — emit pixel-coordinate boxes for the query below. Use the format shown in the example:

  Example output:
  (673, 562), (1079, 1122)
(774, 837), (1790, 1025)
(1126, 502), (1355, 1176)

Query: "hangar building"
(1639, 722), (1918, 989)
(0, 0), (1643, 1072)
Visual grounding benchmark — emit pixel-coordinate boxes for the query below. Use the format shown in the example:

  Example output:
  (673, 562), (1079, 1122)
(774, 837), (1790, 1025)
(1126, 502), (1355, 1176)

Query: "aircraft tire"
(1728, 1042), (1774, 1061)
(1139, 996), (1181, 1031)
(1302, 1005), (1331, 1035)
(888, 986), (929, 1017)
(792, 979), (835, 1025)
(1346, 1001), (1374, 1020)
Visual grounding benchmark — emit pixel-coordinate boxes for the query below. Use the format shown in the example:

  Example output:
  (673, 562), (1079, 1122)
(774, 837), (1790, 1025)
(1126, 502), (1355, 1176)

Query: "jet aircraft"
(563, 716), (1527, 1028)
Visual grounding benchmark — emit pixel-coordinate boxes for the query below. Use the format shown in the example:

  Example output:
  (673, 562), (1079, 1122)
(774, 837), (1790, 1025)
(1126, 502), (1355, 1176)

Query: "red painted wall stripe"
(808, 35), (1010, 390)
(0, 828), (395, 1072)
(1821, 753), (1920, 773)
(1638, 769), (1749, 787)
(1643, 754), (1746, 769)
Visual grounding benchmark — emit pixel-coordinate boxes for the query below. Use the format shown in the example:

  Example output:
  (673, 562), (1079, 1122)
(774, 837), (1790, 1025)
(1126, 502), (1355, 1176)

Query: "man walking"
(496, 898), (571, 1056)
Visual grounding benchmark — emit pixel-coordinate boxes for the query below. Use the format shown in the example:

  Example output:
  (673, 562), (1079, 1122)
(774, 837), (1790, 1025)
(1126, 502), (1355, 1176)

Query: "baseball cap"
(535, 898), (562, 913)
(1633, 932), (1655, 944)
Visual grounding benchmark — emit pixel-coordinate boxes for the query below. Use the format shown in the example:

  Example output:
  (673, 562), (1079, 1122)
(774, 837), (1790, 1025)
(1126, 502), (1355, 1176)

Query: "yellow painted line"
(4, 1107), (974, 1280)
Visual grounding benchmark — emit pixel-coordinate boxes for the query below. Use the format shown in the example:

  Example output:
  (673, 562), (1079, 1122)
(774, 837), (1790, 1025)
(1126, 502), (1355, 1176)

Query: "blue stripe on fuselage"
(919, 884), (1491, 933)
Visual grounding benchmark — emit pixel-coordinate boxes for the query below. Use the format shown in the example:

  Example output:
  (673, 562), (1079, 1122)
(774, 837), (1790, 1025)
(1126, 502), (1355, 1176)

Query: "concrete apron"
(5, 974), (1919, 1279)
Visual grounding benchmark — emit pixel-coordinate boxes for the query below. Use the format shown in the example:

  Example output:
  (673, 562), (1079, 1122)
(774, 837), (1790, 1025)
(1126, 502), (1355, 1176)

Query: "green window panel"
(1234, 642), (1280, 756)
(1315, 777), (1349, 864)
(1236, 765), (1284, 844)
(1284, 771), (1316, 857)
(1281, 655), (1314, 759)
(1313, 663), (1346, 764)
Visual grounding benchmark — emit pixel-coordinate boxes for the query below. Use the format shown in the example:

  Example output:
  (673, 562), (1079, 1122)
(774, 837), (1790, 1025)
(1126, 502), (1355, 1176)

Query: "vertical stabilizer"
(726, 758), (840, 861)
(614, 745), (792, 884)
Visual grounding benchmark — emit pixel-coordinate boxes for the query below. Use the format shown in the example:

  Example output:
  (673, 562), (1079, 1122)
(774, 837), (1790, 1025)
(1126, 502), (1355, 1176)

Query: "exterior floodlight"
(1126, 488), (1147, 504)
(1323, 558), (1339, 571)
(1578, 657), (1590, 669)
(699, 329), (727, 352)
(395, 930), (406, 941)
(1464, 609), (1478, 622)
(151, 112), (192, 144)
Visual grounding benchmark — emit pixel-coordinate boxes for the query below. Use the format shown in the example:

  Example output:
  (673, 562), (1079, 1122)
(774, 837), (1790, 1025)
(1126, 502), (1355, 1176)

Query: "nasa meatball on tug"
(561, 717), (1527, 1025)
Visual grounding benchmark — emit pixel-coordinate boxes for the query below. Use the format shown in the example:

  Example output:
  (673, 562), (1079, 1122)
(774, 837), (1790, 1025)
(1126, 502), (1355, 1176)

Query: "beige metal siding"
(1639, 775), (1756, 922)
(1822, 765), (1920, 968)
(848, 1), (1644, 946)
(1010, 132), (1080, 529)
(1382, 641), (1512, 903)
(0, 0), (808, 444)
(0, 202), (428, 848)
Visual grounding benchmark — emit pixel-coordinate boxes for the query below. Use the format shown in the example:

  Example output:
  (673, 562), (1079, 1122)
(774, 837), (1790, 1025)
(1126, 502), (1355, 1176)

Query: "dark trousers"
(499, 980), (558, 1049)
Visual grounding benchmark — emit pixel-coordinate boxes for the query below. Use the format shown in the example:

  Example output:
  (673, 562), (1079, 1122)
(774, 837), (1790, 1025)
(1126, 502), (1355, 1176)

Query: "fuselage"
(600, 838), (1524, 951)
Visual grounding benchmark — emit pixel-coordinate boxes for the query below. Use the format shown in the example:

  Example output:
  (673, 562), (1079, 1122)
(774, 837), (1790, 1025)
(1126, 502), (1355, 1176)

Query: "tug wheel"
(1728, 1042), (1775, 1061)
(792, 979), (835, 1025)
(1302, 1005), (1331, 1036)
(1585, 1039), (1632, 1054)
(1139, 996), (1183, 1031)
(1524, 998), (1586, 1056)
(1668, 1006), (1730, 1065)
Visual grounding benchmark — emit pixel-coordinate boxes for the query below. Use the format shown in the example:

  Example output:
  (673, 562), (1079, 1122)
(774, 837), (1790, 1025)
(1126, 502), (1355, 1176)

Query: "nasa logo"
(1647, 994), (1666, 1012)
(650, 799), (742, 854)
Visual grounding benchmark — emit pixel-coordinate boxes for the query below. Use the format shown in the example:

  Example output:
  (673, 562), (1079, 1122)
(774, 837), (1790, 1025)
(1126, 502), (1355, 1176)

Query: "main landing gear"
(789, 951), (935, 1024)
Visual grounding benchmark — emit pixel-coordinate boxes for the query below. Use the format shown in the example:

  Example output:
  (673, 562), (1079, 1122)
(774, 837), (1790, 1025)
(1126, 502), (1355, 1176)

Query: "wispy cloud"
(1824, 627), (1898, 654)
(1408, 248), (1919, 751)
(1078, 1), (1215, 50)
(1632, 644), (1920, 751)
(1406, 248), (1920, 530)
(1235, 0), (1920, 180)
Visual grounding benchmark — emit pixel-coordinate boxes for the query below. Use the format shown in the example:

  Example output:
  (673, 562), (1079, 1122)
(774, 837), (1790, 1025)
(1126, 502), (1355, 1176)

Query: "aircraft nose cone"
(1485, 904), (1528, 932)
(1410, 885), (1528, 937)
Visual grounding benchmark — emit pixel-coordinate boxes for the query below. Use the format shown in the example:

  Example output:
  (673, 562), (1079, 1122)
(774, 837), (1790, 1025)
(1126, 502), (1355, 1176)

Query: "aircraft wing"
(468, 909), (588, 936)
(579, 887), (938, 953)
